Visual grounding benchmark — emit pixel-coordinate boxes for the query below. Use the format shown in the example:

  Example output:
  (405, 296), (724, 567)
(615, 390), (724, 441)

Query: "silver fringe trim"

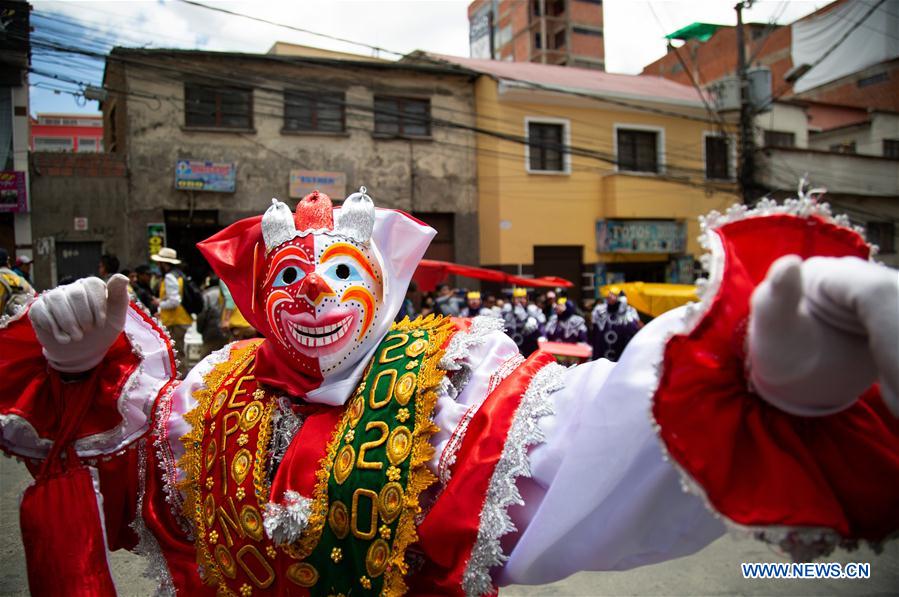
(461, 361), (564, 597)
(131, 439), (177, 597)
(267, 396), (304, 481)
(649, 190), (881, 561)
(263, 490), (313, 546)
(439, 315), (506, 372)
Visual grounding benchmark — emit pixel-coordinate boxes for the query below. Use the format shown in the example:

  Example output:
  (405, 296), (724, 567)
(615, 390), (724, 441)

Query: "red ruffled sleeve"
(652, 203), (899, 557)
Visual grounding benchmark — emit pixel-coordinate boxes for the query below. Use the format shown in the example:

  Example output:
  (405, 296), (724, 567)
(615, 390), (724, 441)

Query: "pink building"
(30, 113), (104, 153)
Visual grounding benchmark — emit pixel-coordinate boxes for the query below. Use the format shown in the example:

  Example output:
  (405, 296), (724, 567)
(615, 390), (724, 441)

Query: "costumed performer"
(1, 187), (898, 597)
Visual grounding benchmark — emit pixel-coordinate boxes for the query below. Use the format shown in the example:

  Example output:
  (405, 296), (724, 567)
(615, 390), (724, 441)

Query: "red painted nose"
(298, 272), (335, 305)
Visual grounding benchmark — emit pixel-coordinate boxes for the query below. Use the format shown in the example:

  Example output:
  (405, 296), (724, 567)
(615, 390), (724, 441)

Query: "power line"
(21, 34), (721, 183)
(172, 0), (721, 125)
(175, 0), (402, 59)
(28, 9), (732, 165)
(646, 2), (726, 132)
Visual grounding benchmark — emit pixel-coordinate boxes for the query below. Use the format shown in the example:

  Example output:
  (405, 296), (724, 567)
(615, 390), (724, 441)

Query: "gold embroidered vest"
(178, 315), (455, 596)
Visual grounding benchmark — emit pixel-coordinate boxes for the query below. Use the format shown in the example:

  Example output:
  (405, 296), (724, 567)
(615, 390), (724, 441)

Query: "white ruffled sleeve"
(498, 307), (725, 585)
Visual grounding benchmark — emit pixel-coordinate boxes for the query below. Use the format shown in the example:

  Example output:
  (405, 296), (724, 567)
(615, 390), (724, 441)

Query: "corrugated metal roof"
(428, 54), (706, 106)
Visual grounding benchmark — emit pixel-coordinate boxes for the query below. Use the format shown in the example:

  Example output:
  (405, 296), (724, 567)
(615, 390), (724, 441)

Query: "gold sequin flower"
(237, 433), (249, 446)
(360, 576), (372, 589)
(205, 477), (214, 489)
(412, 330), (425, 338)
(379, 524), (392, 540)
(240, 583), (253, 596)
(266, 545), (277, 559)
(395, 408), (410, 423)
(356, 381), (366, 394)
(344, 429), (355, 443)
(253, 388), (266, 400)
(386, 466), (402, 481)
(331, 547), (343, 563)
(208, 530), (219, 543)
(405, 359), (419, 370)
(236, 487), (246, 500)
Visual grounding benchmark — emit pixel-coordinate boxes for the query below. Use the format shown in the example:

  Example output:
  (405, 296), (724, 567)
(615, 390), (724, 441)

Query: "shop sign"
(147, 223), (166, 257)
(174, 160), (236, 193)
(596, 219), (686, 254)
(0, 171), (27, 213)
(289, 170), (346, 200)
(74, 217), (88, 231)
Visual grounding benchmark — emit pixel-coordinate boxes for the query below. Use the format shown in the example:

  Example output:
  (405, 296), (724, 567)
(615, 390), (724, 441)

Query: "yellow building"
(433, 55), (740, 302)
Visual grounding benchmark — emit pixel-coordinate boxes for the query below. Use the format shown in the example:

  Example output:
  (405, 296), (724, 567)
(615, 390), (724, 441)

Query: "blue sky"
(30, 0), (834, 116)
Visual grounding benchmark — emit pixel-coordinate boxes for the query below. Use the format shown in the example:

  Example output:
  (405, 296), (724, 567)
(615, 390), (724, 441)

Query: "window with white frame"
(616, 127), (661, 173)
(526, 119), (568, 173)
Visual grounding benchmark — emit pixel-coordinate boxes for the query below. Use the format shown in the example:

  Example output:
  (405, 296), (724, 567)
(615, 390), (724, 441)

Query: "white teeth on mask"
(290, 315), (355, 348)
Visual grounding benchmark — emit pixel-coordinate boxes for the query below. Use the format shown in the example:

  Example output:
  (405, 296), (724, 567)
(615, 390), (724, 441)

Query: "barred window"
(528, 122), (565, 172)
(284, 91), (345, 133)
(185, 83), (252, 130)
(373, 96), (430, 137)
(618, 129), (659, 173)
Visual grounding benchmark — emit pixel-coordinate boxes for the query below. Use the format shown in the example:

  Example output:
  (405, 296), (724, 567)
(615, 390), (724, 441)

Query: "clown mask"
(257, 189), (390, 379)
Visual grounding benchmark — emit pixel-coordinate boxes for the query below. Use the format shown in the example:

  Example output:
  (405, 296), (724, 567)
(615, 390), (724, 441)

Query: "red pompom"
(295, 190), (334, 231)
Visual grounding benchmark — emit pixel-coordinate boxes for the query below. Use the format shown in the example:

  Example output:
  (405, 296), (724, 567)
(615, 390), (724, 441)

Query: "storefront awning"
(414, 259), (573, 293)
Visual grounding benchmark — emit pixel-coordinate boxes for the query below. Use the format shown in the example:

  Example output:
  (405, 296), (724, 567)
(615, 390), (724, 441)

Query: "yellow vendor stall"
(600, 282), (698, 318)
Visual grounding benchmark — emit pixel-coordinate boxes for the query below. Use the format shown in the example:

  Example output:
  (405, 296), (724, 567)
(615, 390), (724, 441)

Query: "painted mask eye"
(323, 262), (362, 282)
(272, 265), (306, 288)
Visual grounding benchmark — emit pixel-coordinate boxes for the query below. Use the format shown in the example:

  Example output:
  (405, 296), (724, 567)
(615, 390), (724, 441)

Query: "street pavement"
(2, 455), (896, 596)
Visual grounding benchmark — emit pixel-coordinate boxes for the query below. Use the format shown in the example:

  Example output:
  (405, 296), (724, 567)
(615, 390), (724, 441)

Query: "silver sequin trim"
(267, 396), (304, 481)
(131, 439), (176, 597)
(263, 490), (313, 545)
(461, 361), (564, 597)
(439, 315), (506, 372)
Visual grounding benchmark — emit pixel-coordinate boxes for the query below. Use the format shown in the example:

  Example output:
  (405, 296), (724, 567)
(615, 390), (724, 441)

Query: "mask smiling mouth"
(281, 310), (357, 353)
(292, 315), (352, 347)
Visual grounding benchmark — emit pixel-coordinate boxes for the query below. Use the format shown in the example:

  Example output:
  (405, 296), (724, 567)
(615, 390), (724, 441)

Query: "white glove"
(523, 316), (539, 335)
(29, 275), (130, 373)
(748, 255), (899, 417)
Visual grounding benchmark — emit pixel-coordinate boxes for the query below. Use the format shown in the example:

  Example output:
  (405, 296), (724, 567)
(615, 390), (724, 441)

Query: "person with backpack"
(150, 247), (195, 374)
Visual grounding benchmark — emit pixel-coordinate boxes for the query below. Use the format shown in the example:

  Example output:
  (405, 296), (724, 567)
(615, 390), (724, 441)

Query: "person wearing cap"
(0, 248), (33, 316)
(460, 290), (491, 317)
(544, 296), (588, 344)
(13, 255), (32, 284)
(151, 247), (192, 371)
(131, 264), (157, 315)
(502, 286), (545, 356)
(590, 287), (642, 361)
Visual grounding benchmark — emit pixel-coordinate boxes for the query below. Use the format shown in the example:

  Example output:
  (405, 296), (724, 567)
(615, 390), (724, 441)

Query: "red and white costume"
(1, 190), (897, 596)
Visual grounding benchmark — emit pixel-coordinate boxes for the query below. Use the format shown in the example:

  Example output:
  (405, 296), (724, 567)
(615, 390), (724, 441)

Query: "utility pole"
(735, 0), (757, 204)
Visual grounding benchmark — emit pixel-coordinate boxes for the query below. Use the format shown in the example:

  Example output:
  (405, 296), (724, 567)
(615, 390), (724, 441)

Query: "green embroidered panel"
(295, 316), (454, 596)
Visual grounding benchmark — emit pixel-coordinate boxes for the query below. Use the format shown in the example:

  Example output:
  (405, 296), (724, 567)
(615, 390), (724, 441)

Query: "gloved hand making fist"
(749, 255), (899, 417)
(28, 274), (131, 373)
